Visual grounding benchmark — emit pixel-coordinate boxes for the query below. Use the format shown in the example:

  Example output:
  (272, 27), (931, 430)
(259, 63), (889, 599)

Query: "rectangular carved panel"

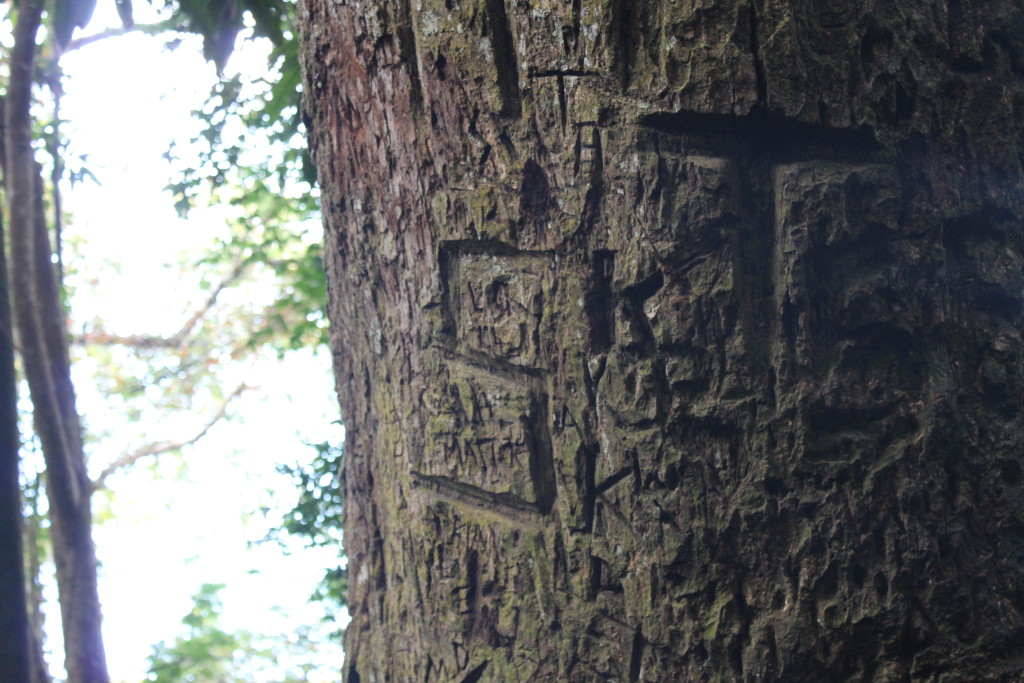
(441, 241), (554, 369)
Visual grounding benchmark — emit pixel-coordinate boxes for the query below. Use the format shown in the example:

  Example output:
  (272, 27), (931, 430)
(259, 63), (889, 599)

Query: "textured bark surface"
(299, 1), (1024, 679)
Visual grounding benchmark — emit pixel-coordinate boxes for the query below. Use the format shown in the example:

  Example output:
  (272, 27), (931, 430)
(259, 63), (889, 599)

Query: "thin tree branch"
(73, 330), (184, 349)
(63, 21), (181, 53)
(73, 260), (249, 349)
(172, 261), (249, 344)
(90, 383), (251, 491)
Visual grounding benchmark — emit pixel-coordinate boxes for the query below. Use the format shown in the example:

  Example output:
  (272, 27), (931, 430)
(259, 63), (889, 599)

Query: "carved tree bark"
(299, 0), (1024, 679)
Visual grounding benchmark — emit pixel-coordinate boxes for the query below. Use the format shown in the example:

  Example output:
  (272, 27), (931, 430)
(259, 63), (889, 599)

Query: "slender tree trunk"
(24, 483), (54, 683)
(0, 188), (32, 683)
(5, 3), (109, 682)
(300, 0), (1024, 679)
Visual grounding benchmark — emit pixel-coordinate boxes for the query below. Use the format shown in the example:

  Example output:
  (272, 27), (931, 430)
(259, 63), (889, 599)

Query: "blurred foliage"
(147, 583), (244, 683)
(166, 32), (315, 214)
(161, 5), (348, 639)
(89, 0), (349, 649)
(171, 0), (290, 71)
(71, 0), (327, 449)
(17, 0), (348, 670)
(274, 433), (347, 636)
(54, 0), (100, 48)
(147, 583), (323, 683)
(277, 438), (343, 547)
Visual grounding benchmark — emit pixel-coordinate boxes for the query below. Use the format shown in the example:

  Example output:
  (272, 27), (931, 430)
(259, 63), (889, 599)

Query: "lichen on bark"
(299, 0), (1024, 679)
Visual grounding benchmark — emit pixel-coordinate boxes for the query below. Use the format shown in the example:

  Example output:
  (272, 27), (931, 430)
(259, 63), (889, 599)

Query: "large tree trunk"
(299, 0), (1024, 679)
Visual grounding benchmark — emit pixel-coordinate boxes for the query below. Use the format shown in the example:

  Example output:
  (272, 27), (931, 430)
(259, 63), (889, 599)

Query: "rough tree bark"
(5, 2), (109, 682)
(299, 0), (1024, 679)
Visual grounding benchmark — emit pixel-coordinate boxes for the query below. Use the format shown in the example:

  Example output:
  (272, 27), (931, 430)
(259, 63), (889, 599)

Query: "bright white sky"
(39, 2), (348, 681)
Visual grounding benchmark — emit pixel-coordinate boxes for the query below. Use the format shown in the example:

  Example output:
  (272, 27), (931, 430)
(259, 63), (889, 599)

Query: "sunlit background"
(17, 1), (348, 680)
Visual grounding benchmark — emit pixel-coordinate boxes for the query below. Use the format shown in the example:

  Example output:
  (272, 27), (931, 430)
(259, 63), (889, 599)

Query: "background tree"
(3, 0), (337, 678)
(299, 0), (1024, 679)
(0, 127), (32, 683)
(6, 1), (109, 679)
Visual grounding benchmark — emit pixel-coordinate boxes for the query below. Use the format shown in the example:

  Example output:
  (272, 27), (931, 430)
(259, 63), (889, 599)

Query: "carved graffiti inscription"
(421, 241), (556, 524)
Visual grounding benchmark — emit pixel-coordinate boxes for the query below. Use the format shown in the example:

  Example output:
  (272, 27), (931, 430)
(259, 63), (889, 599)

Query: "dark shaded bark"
(299, 0), (1024, 679)
(23, 486), (54, 683)
(5, 2), (109, 681)
(0, 172), (32, 683)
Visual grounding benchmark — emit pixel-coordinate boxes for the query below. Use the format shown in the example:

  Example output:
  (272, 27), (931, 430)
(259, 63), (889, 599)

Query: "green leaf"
(115, 0), (133, 29)
(243, 0), (286, 45)
(174, 0), (243, 72)
(53, 0), (98, 48)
